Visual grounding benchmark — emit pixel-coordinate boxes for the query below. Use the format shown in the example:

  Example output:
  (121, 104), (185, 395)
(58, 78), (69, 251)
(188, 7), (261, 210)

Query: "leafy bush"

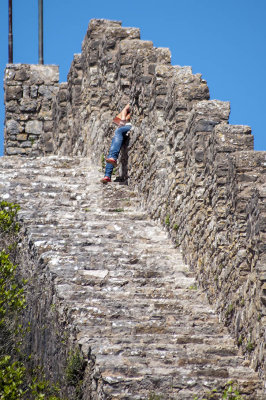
(66, 349), (86, 399)
(0, 201), (20, 234)
(0, 356), (62, 400)
(0, 356), (26, 399)
(0, 250), (26, 361)
(0, 200), (63, 399)
(29, 371), (61, 400)
(0, 251), (26, 324)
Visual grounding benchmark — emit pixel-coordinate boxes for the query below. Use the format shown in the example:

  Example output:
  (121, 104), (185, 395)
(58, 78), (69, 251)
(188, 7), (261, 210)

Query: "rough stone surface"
(4, 64), (59, 156)
(0, 155), (264, 399)
(3, 18), (266, 394)
(49, 19), (266, 379)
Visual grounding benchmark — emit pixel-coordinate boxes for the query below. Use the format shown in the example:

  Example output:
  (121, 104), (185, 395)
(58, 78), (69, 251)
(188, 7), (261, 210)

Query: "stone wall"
(4, 64), (59, 156)
(48, 19), (265, 377)
(18, 227), (76, 398)
(3, 19), (266, 378)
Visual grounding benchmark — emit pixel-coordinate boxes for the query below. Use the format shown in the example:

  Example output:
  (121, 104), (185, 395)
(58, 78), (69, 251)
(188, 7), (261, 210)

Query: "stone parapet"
(48, 19), (265, 377)
(4, 64), (59, 156)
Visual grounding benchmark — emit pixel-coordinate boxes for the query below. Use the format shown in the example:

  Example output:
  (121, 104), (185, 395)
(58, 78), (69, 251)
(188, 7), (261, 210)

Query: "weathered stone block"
(4, 67), (16, 82)
(6, 120), (23, 134)
(19, 99), (38, 112)
(22, 85), (30, 98)
(194, 100), (230, 121)
(29, 65), (59, 84)
(5, 85), (23, 101)
(20, 140), (33, 148)
(38, 85), (59, 99)
(15, 68), (29, 81)
(5, 147), (26, 155)
(6, 100), (19, 112)
(58, 89), (69, 103)
(43, 141), (54, 153)
(44, 121), (53, 132)
(17, 134), (28, 141)
(30, 86), (38, 98)
(25, 120), (43, 135)
(194, 119), (220, 133)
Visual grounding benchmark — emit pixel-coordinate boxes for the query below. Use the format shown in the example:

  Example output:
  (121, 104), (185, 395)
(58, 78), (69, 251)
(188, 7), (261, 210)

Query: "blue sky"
(0, 0), (265, 155)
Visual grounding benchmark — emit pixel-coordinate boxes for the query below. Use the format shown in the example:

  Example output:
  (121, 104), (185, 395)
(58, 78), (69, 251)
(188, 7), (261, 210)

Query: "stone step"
(0, 155), (264, 399)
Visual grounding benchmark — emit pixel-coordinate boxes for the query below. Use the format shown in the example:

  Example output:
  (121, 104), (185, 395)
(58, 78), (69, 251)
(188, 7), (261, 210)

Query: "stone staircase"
(0, 155), (264, 399)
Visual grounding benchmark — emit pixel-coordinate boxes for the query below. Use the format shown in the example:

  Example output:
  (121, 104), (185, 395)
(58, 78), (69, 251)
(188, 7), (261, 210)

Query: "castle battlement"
(3, 19), (266, 397)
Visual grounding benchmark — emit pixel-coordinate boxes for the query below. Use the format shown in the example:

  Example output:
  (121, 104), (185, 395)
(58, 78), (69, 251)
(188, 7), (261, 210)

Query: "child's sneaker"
(105, 157), (117, 167)
(101, 176), (111, 184)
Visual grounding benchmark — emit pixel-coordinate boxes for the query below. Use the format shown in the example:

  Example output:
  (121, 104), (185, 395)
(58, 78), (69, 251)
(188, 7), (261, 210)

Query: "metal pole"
(38, 0), (43, 64)
(8, 0), (13, 63)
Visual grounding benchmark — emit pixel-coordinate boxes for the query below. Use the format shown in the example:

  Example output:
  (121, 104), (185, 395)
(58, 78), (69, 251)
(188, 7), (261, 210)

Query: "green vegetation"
(65, 348), (86, 399)
(222, 381), (244, 400)
(225, 304), (234, 317)
(0, 357), (61, 400)
(0, 251), (26, 325)
(246, 341), (254, 353)
(0, 201), (25, 361)
(0, 201), (20, 233)
(101, 154), (105, 172)
(0, 356), (27, 399)
(193, 381), (244, 400)
(0, 200), (63, 399)
(147, 394), (162, 400)
(165, 215), (170, 226)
